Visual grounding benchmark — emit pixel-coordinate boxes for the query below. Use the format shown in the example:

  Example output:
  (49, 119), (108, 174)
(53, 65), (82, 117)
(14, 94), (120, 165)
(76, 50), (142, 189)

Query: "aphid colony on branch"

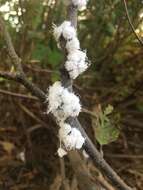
(47, 0), (90, 157)
(53, 21), (90, 79)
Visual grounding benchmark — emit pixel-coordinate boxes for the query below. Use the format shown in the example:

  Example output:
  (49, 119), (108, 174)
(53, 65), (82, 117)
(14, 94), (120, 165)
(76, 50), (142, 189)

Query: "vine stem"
(123, 0), (143, 46)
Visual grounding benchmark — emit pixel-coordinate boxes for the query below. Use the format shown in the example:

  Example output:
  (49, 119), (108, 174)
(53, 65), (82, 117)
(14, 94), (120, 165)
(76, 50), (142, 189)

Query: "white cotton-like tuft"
(58, 123), (85, 157)
(53, 23), (63, 41)
(47, 81), (63, 113)
(59, 123), (72, 138)
(82, 150), (89, 159)
(70, 128), (85, 149)
(18, 151), (25, 162)
(65, 49), (89, 79)
(66, 37), (80, 52)
(72, 0), (88, 10)
(62, 22), (76, 40)
(47, 81), (81, 121)
(57, 147), (67, 157)
(58, 122), (85, 154)
(53, 21), (76, 41)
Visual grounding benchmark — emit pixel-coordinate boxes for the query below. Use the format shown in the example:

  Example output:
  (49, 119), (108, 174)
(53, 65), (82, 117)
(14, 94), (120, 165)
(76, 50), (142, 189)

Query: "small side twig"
(60, 158), (70, 190)
(0, 70), (17, 81)
(82, 108), (97, 118)
(0, 69), (46, 101)
(0, 88), (38, 101)
(17, 102), (47, 128)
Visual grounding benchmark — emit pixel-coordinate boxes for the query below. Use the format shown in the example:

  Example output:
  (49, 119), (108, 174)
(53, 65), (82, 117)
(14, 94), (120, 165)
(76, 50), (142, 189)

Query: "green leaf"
(32, 43), (49, 62)
(95, 117), (119, 145)
(104, 104), (114, 115)
(105, 23), (116, 36)
(48, 49), (63, 67)
(92, 105), (119, 145)
(0, 77), (6, 82)
(51, 73), (60, 83)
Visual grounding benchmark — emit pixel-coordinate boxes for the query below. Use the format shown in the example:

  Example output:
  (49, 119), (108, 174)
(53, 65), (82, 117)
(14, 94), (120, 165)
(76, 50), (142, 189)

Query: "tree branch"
(60, 1), (133, 190)
(67, 117), (132, 190)
(0, 5), (133, 190)
(0, 16), (46, 102)
(0, 16), (23, 73)
(0, 70), (46, 101)
(0, 70), (17, 81)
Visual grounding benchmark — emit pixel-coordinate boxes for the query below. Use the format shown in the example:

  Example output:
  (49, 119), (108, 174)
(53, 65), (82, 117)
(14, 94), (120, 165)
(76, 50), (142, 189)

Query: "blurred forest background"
(0, 0), (143, 189)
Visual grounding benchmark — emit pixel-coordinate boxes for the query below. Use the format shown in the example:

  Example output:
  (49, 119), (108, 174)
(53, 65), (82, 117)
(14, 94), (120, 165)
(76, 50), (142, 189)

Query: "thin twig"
(25, 64), (60, 74)
(105, 154), (143, 159)
(123, 0), (143, 46)
(0, 69), (46, 101)
(82, 108), (97, 118)
(0, 88), (38, 101)
(68, 151), (99, 190)
(0, 70), (17, 81)
(60, 158), (70, 190)
(71, 176), (78, 190)
(17, 102), (47, 127)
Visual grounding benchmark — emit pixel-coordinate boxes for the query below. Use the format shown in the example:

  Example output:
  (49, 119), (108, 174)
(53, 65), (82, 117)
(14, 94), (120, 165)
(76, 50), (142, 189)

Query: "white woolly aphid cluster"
(53, 21), (90, 79)
(53, 21), (76, 42)
(57, 123), (85, 157)
(47, 0), (90, 157)
(47, 81), (81, 121)
(47, 81), (84, 157)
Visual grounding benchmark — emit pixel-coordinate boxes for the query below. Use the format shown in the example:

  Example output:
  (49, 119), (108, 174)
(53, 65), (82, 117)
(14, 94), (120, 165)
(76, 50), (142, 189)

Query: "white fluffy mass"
(51, 1), (90, 158)
(65, 49), (89, 79)
(57, 147), (67, 157)
(53, 20), (90, 79)
(47, 81), (81, 121)
(66, 37), (80, 52)
(58, 123), (85, 157)
(63, 127), (85, 149)
(53, 21), (76, 41)
(59, 122), (72, 138)
(72, 0), (88, 10)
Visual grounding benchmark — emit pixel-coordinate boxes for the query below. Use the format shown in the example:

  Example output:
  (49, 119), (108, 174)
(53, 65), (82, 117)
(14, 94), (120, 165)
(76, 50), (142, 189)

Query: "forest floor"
(0, 87), (143, 190)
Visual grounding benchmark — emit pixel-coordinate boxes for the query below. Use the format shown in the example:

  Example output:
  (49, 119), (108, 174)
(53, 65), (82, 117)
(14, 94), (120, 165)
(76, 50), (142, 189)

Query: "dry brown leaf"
(0, 141), (15, 154)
